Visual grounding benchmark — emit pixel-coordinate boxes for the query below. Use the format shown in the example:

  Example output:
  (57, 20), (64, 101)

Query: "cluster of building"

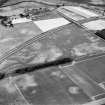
(0, 7), (50, 27)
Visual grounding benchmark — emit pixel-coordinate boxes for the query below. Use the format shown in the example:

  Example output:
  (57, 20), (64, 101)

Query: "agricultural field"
(0, 0), (105, 105)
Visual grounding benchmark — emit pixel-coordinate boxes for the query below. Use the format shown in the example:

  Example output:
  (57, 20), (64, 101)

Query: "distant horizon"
(0, 0), (105, 7)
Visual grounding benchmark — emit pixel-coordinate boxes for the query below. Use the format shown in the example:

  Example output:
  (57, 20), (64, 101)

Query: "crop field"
(0, 1), (105, 105)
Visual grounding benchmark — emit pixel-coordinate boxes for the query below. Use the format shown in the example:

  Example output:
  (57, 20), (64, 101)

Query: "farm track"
(0, 24), (67, 64)
(0, 0), (59, 8)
